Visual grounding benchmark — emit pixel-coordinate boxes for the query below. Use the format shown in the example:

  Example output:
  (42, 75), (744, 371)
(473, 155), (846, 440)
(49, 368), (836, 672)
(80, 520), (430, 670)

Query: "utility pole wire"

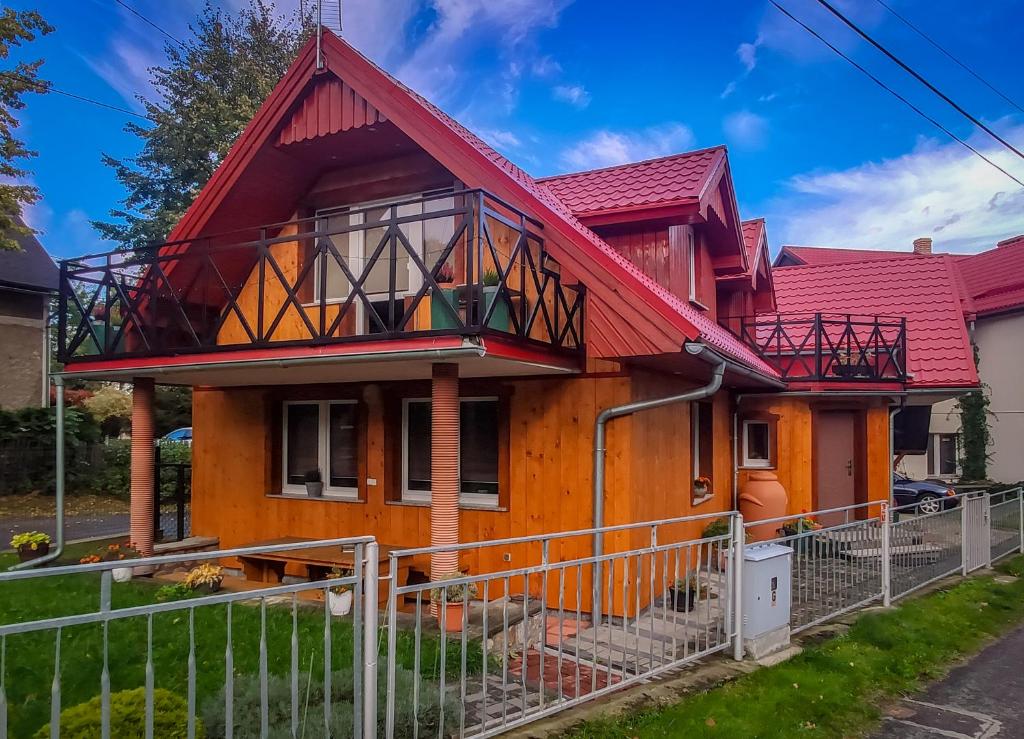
(812, 0), (1024, 163)
(874, 0), (1024, 117)
(768, 1), (1024, 188)
(113, 0), (185, 49)
(0, 70), (153, 123)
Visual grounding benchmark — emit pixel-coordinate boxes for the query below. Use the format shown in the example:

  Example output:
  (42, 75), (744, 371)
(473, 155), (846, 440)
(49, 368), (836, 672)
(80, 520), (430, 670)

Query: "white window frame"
(687, 228), (697, 303)
(281, 400), (359, 499)
(691, 402), (703, 479)
(401, 396), (501, 507)
(741, 419), (772, 468)
(928, 432), (959, 478)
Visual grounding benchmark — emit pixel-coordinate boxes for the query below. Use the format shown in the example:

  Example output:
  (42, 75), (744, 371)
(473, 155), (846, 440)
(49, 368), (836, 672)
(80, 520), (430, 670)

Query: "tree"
(94, 1), (313, 250)
(0, 7), (52, 250)
(83, 384), (132, 438)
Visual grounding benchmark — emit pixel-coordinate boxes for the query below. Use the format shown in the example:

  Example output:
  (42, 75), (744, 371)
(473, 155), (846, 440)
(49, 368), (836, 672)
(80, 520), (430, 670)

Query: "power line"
(113, 0), (185, 49)
(874, 0), (1024, 116)
(0, 70), (153, 123)
(768, 1), (1024, 188)
(812, 0), (1024, 163)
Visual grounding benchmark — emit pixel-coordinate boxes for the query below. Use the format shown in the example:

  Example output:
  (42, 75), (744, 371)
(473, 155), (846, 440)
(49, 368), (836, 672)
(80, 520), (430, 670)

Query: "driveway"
(872, 622), (1024, 738)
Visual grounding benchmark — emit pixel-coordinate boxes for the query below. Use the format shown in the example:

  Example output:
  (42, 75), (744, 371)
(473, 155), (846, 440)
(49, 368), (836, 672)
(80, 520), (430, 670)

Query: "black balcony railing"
(58, 189), (585, 364)
(739, 313), (907, 382)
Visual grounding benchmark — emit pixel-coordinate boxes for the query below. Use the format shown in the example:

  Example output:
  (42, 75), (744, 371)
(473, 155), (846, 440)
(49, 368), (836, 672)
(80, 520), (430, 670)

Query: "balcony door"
(315, 191), (454, 335)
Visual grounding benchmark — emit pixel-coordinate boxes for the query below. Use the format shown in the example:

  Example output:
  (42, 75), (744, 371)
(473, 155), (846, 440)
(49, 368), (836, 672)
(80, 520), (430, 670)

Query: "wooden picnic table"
(237, 536), (410, 605)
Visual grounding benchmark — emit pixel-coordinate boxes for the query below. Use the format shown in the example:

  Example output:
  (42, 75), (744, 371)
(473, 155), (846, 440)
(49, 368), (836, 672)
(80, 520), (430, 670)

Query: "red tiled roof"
(770, 256), (977, 388)
(775, 245), (915, 267)
(956, 235), (1024, 317)
(537, 147), (725, 217)
(740, 219), (765, 276)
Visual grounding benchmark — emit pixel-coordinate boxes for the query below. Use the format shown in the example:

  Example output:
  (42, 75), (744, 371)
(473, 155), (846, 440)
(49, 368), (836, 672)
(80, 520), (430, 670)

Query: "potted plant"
(430, 572), (478, 632)
(778, 516), (823, 556)
(701, 517), (738, 570)
(326, 567), (354, 616)
(430, 262), (461, 330)
(693, 476), (712, 500)
(11, 532), (51, 562)
(304, 468), (323, 498)
(481, 268), (510, 331)
(80, 541), (141, 581)
(833, 350), (873, 378)
(184, 563), (224, 593)
(667, 574), (701, 612)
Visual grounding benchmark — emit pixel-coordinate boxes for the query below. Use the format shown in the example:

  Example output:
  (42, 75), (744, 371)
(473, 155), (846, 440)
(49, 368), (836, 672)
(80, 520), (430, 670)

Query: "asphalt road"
(872, 620), (1024, 738)
(2, 513), (130, 543)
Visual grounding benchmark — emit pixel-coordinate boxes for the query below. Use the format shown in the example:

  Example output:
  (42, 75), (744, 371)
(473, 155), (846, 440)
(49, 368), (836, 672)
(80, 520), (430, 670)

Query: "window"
(742, 420), (772, 468)
(927, 433), (958, 477)
(282, 400), (359, 497)
(687, 229), (697, 303)
(691, 400), (714, 499)
(402, 397), (500, 506)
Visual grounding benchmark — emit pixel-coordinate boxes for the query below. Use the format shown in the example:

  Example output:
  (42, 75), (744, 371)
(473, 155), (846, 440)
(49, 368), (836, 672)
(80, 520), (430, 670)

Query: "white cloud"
(737, 36), (763, 73)
(473, 127), (522, 150)
(531, 55), (562, 77)
(769, 125), (1024, 252)
(552, 83), (591, 109)
(723, 110), (769, 150)
(560, 124), (696, 171)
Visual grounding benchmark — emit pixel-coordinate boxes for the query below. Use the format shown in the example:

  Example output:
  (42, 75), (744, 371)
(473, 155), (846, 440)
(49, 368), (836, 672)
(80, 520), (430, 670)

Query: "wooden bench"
(237, 537), (410, 605)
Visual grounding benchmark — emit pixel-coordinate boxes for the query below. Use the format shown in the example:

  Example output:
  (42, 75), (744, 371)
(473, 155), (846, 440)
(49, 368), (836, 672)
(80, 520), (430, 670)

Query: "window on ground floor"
(742, 419), (772, 468)
(402, 397), (500, 506)
(926, 432), (959, 477)
(282, 400), (360, 498)
(691, 400), (714, 501)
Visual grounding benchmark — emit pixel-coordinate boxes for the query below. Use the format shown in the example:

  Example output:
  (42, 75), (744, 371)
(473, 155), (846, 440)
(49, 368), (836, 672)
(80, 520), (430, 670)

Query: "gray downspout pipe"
(591, 343), (726, 623)
(10, 376), (65, 570)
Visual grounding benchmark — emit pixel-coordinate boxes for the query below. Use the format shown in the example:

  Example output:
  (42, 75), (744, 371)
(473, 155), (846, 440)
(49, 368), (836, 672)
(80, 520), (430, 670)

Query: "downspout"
(889, 397), (906, 505)
(10, 376), (65, 569)
(591, 343), (726, 622)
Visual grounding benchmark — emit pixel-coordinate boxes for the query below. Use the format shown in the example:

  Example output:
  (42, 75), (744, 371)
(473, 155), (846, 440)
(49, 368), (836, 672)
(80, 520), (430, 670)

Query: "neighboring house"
(54, 31), (976, 613)
(0, 218), (58, 409)
(776, 236), (1024, 484)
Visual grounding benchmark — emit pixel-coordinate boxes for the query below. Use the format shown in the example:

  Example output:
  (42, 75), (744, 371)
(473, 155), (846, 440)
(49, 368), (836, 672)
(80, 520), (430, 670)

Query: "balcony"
(58, 190), (585, 365)
(739, 313), (907, 383)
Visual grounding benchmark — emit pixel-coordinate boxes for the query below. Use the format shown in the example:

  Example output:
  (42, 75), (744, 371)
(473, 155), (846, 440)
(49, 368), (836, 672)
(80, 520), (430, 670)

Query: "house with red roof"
(53, 30), (977, 613)
(779, 236), (1023, 485)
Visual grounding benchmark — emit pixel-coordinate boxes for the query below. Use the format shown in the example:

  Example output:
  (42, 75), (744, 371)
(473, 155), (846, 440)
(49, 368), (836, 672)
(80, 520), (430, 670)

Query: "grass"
(567, 554), (1024, 738)
(0, 545), (482, 738)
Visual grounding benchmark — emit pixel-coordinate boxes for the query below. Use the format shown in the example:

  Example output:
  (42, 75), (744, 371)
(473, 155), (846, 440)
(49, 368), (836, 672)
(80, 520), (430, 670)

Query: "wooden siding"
(278, 76), (386, 146)
(191, 364), (735, 615)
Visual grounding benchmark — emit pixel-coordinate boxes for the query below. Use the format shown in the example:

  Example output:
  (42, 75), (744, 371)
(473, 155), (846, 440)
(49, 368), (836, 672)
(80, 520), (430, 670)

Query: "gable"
(278, 75), (387, 145)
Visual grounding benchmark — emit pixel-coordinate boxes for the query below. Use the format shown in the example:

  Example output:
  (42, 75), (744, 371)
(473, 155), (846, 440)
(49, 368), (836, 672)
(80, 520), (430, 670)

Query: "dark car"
(893, 473), (958, 514)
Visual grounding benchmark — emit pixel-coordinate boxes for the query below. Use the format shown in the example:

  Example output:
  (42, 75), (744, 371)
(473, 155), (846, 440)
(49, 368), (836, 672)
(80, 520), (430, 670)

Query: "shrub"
(201, 665), (458, 738)
(33, 687), (201, 738)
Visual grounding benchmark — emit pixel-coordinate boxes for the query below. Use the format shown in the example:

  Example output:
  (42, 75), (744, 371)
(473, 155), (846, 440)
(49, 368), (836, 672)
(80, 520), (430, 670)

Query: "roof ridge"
(537, 145), (727, 182)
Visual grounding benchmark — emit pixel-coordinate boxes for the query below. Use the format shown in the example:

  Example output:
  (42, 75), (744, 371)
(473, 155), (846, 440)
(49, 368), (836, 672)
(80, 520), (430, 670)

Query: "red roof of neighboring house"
(538, 147), (725, 219)
(771, 256), (977, 388)
(955, 235), (1024, 317)
(774, 245), (914, 267)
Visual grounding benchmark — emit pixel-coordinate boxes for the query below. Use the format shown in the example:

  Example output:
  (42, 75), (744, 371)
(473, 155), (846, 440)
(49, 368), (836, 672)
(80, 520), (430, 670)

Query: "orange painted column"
(129, 377), (155, 556)
(430, 363), (460, 582)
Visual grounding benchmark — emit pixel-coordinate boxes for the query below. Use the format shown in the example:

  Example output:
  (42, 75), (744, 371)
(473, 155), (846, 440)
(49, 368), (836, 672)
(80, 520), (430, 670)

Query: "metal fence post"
(961, 497), (969, 576)
(733, 512), (744, 661)
(363, 542), (379, 739)
(881, 502), (891, 607)
(384, 552), (398, 738)
(1019, 488), (1023, 554)
(986, 494), (993, 569)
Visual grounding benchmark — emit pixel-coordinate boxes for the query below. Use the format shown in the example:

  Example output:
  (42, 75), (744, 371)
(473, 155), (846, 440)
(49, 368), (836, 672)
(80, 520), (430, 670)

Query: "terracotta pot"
(439, 603), (465, 632)
(739, 471), (789, 541)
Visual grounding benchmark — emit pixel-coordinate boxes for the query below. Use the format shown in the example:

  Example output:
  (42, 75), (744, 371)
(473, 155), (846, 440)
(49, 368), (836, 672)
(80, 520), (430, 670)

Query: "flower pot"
(667, 586), (698, 612)
(112, 566), (133, 583)
(833, 362), (871, 378)
(17, 542), (49, 563)
(482, 285), (510, 331)
(439, 602), (466, 632)
(328, 589), (353, 617)
(739, 471), (789, 542)
(430, 287), (460, 329)
(693, 484), (710, 499)
(305, 481), (323, 498)
(202, 581), (222, 594)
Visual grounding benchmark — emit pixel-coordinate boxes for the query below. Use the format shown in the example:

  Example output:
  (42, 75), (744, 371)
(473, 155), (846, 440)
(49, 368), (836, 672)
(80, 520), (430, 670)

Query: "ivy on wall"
(956, 343), (991, 481)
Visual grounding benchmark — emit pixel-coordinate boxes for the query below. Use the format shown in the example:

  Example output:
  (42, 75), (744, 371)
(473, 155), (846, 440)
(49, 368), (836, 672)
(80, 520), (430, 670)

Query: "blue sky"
(10, 0), (1024, 258)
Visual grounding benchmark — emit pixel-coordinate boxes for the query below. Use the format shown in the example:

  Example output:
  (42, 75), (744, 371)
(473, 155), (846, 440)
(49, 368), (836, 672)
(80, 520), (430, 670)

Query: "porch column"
(430, 363), (460, 582)
(129, 376), (155, 556)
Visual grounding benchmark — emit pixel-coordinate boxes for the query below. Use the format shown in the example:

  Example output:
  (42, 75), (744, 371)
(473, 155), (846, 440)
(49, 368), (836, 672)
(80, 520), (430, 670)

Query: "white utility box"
(742, 542), (792, 659)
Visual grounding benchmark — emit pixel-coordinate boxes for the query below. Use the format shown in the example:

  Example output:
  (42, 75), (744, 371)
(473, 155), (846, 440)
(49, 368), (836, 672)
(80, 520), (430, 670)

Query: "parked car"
(892, 473), (957, 514)
(160, 427), (192, 445)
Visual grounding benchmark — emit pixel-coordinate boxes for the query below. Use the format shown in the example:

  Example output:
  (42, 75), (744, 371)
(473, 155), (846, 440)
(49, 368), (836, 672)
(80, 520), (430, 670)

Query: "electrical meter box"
(742, 543), (792, 658)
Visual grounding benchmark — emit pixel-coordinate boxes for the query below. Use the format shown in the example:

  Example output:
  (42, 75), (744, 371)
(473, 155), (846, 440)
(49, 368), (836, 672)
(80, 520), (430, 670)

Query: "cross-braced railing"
(58, 189), (585, 364)
(738, 312), (907, 382)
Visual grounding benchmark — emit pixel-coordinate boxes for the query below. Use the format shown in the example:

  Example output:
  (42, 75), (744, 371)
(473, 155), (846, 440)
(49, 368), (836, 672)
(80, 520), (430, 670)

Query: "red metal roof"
(770, 256), (977, 388)
(774, 245), (916, 267)
(538, 147), (725, 218)
(955, 235), (1024, 317)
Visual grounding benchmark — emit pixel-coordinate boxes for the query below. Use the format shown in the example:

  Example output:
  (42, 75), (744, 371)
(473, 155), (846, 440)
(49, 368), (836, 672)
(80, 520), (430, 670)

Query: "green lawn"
(567, 555), (1024, 738)
(0, 544), (480, 738)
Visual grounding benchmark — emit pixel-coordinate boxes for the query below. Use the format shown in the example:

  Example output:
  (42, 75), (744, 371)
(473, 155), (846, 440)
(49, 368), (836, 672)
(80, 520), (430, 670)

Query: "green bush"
(33, 687), (202, 738)
(201, 665), (458, 738)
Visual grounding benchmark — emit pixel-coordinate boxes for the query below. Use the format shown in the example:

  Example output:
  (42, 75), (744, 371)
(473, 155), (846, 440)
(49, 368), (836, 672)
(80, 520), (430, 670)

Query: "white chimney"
(913, 237), (932, 255)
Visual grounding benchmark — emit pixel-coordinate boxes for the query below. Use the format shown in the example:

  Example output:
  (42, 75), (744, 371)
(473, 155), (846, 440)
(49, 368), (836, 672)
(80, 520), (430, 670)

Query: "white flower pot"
(112, 566), (133, 583)
(328, 590), (353, 616)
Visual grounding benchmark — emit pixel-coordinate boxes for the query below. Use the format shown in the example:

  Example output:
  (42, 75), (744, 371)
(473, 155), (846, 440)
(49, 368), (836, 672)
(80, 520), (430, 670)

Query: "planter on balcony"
(833, 363), (872, 379)
(431, 287), (460, 329)
(483, 285), (510, 332)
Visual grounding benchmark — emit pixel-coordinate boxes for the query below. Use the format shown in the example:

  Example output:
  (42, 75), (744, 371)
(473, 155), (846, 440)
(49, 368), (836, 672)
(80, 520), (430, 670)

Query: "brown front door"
(815, 410), (858, 525)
